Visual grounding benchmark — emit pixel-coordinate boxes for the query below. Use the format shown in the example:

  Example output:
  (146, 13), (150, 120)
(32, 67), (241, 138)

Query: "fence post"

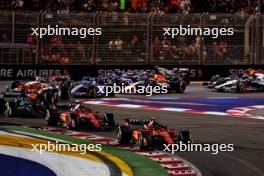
(93, 12), (99, 65)
(200, 13), (204, 65)
(35, 12), (40, 64)
(255, 13), (261, 64)
(12, 11), (14, 43)
(148, 13), (153, 65)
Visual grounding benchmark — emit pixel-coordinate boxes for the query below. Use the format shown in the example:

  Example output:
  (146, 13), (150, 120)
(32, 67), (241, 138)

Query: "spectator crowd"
(0, 0), (261, 65)
(0, 0), (262, 14)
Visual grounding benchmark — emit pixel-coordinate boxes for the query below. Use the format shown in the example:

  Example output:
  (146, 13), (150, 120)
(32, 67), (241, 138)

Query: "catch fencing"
(0, 12), (263, 65)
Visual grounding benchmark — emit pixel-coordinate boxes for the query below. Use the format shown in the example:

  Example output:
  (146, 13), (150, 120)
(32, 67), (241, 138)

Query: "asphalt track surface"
(248, 109), (264, 117)
(0, 82), (264, 176)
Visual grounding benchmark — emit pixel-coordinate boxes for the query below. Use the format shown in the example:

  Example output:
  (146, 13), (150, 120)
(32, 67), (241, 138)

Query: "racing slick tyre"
(117, 125), (131, 144)
(89, 86), (97, 98)
(175, 80), (187, 93)
(237, 81), (247, 93)
(45, 109), (52, 125)
(139, 132), (152, 150)
(66, 113), (79, 130)
(4, 101), (15, 117)
(60, 81), (70, 101)
(103, 113), (116, 130)
(61, 87), (70, 101)
(46, 109), (60, 125)
(178, 130), (191, 144)
(0, 98), (5, 113)
(53, 92), (60, 103)
(182, 76), (191, 86)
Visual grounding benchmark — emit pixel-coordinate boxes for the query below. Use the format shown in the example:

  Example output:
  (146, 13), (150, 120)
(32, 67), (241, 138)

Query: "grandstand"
(1, 0), (262, 14)
(0, 0), (263, 65)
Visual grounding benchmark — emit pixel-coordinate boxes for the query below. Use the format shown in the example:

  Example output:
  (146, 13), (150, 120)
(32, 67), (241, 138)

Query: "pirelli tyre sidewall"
(45, 109), (51, 124)
(237, 80), (247, 93)
(46, 109), (60, 125)
(0, 98), (5, 113)
(89, 86), (97, 98)
(117, 125), (131, 144)
(4, 101), (15, 117)
(179, 130), (191, 144)
(117, 126), (123, 143)
(103, 113), (116, 130)
(175, 80), (187, 93)
(139, 132), (152, 150)
(67, 113), (79, 130)
(60, 86), (70, 101)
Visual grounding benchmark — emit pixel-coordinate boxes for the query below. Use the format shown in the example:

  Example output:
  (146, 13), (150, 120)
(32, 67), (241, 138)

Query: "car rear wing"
(56, 102), (78, 110)
(125, 118), (151, 125)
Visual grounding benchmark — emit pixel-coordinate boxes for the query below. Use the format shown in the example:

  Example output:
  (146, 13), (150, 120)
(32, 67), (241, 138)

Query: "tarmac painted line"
(82, 99), (264, 120)
(0, 130), (32, 138)
(36, 127), (202, 176)
(99, 98), (214, 106)
(227, 104), (264, 120)
(162, 163), (191, 171)
(7, 129), (133, 176)
(0, 134), (110, 176)
(83, 100), (229, 118)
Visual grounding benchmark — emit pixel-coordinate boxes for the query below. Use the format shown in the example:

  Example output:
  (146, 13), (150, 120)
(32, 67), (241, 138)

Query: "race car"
(70, 76), (115, 98)
(155, 66), (191, 85)
(154, 66), (189, 93)
(211, 70), (264, 93)
(1, 77), (71, 118)
(4, 80), (60, 99)
(70, 77), (98, 98)
(2, 95), (48, 118)
(215, 76), (264, 93)
(115, 69), (187, 94)
(163, 74), (187, 93)
(117, 118), (191, 150)
(3, 75), (72, 101)
(46, 103), (116, 131)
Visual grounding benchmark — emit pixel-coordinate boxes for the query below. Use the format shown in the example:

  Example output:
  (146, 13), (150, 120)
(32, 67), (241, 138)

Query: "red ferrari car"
(117, 118), (191, 150)
(46, 103), (116, 130)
